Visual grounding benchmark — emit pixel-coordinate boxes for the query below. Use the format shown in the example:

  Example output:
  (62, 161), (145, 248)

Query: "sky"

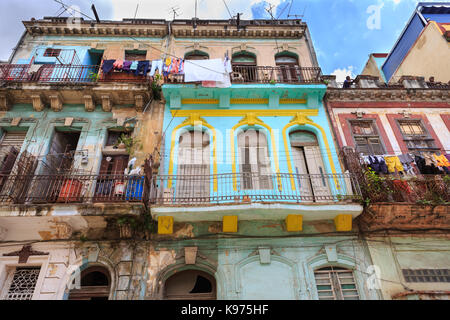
(0, 0), (440, 81)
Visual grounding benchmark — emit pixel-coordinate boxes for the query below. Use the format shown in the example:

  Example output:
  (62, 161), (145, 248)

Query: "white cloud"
(331, 66), (356, 82)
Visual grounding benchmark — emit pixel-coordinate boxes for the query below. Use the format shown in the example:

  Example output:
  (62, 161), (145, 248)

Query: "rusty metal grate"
(403, 269), (450, 283)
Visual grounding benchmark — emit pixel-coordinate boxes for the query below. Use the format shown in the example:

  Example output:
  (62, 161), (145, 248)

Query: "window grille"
(314, 267), (359, 300)
(4, 267), (41, 300)
(397, 120), (437, 152)
(402, 269), (450, 283)
(43, 48), (61, 57)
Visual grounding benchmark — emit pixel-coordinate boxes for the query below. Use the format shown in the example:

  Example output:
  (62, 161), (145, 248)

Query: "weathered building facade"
(0, 15), (380, 300)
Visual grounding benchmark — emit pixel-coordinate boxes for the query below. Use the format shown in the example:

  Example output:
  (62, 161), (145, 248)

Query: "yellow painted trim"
(282, 113), (339, 190)
(167, 114), (218, 191)
(230, 98), (268, 104)
(279, 99), (307, 104)
(182, 99), (219, 105)
(171, 109), (318, 118)
(230, 113), (281, 191)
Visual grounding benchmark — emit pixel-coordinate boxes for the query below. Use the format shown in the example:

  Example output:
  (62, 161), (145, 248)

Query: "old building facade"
(0, 4), (448, 301)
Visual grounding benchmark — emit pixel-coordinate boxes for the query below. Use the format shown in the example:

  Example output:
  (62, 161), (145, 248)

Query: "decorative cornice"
(326, 88), (450, 103)
(23, 18), (306, 39)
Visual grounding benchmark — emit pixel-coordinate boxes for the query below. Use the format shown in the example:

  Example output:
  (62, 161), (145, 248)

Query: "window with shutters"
(176, 131), (210, 202)
(0, 130), (27, 174)
(314, 267), (359, 300)
(238, 129), (272, 190)
(1, 267), (41, 300)
(397, 120), (438, 152)
(349, 120), (385, 155)
(275, 53), (301, 82)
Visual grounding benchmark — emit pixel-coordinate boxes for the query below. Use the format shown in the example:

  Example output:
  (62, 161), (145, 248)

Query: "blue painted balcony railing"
(150, 172), (361, 205)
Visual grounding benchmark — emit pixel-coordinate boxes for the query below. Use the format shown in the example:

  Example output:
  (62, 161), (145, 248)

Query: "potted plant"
(115, 133), (134, 154)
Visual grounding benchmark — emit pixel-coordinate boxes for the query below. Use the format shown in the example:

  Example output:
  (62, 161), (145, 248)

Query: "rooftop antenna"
(168, 5), (181, 20)
(265, 4), (280, 53)
(134, 3), (140, 19)
(91, 4), (100, 23)
(288, 2), (307, 20)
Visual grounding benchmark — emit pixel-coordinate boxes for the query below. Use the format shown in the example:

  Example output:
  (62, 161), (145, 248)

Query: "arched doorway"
(176, 130), (211, 203)
(232, 52), (257, 82)
(164, 270), (216, 300)
(68, 266), (111, 300)
(275, 52), (300, 82)
(289, 130), (330, 201)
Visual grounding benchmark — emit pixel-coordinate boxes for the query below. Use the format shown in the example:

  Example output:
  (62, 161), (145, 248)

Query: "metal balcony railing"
(0, 174), (148, 205)
(0, 64), (150, 84)
(150, 172), (361, 206)
(170, 66), (323, 84)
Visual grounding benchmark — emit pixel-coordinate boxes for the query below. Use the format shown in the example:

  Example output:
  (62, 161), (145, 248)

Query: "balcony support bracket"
(49, 94), (63, 112)
(31, 94), (47, 112)
(84, 95), (95, 112)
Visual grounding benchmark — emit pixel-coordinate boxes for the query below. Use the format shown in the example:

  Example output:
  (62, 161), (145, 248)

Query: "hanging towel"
(398, 154), (415, 175)
(122, 61), (133, 73)
(150, 60), (163, 76)
(102, 60), (116, 74)
(113, 59), (124, 70)
(135, 61), (150, 76)
(184, 59), (227, 82)
(130, 61), (139, 71)
(433, 154), (450, 167)
(384, 156), (404, 174)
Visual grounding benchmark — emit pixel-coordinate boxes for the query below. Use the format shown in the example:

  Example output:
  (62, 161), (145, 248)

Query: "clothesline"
(100, 56), (233, 87)
(361, 152), (450, 176)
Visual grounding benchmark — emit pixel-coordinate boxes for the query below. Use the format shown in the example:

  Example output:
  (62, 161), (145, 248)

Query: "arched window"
(238, 129), (272, 190)
(164, 270), (216, 300)
(314, 267), (359, 300)
(289, 131), (330, 201)
(68, 266), (111, 300)
(275, 52), (300, 82)
(184, 50), (209, 60)
(176, 130), (210, 203)
(232, 52), (257, 82)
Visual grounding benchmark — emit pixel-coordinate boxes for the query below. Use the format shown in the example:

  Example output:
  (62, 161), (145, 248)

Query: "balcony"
(0, 173), (149, 205)
(170, 66), (323, 84)
(151, 172), (360, 205)
(149, 172), (362, 222)
(0, 64), (150, 84)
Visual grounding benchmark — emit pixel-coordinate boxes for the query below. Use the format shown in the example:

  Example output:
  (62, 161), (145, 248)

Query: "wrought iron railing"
(170, 66), (323, 84)
(0, 64), (150, 83)
(150, 172), (361, 205)
(0, 174), (147, 204)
